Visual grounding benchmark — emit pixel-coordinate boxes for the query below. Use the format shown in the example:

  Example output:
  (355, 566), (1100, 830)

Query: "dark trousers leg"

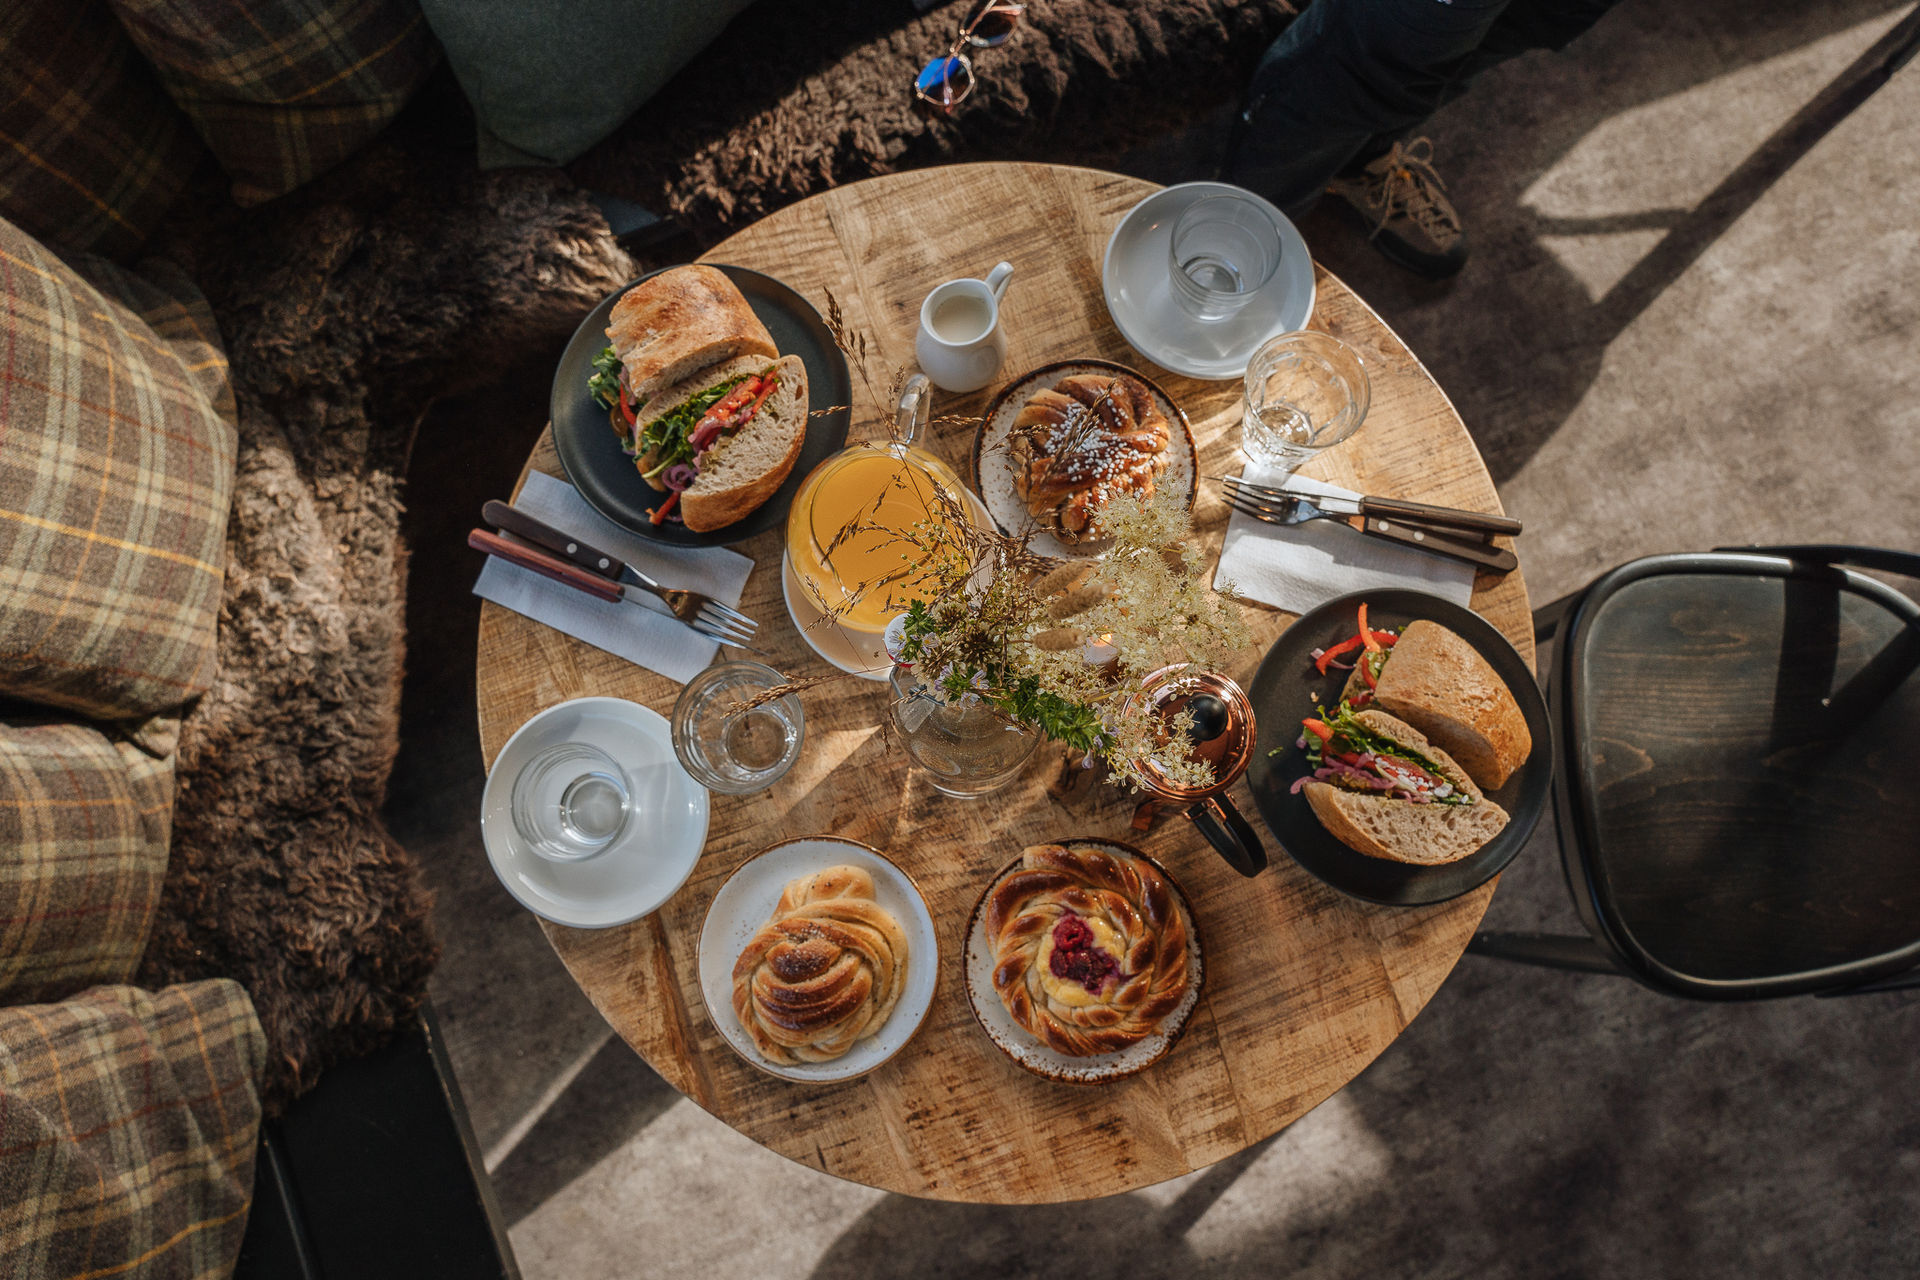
(1227, 0), (1622, 215)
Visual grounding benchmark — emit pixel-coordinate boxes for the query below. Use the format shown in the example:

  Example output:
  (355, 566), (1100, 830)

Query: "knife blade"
(1267, 479), (1522, 536)
(481, 499), (672, 596)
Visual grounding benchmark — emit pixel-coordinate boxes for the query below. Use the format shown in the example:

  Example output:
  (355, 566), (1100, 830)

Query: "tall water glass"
(1240, 331), (1370, 475)
(1168, 195), (1282, 322)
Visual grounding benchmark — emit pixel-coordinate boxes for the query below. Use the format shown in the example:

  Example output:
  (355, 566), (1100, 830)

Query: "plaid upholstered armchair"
(0, 2), (445, 1277)
(0, 219), (265, 1278)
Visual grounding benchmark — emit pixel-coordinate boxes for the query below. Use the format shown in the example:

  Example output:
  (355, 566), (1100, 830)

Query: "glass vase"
(888, 666), (1038, 798)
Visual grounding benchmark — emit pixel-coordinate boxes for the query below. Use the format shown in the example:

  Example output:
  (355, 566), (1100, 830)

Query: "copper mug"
(1124, 666), (1268, 877)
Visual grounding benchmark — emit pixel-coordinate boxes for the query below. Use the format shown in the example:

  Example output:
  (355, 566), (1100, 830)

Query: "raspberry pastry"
(731, 865), (909, 1064)
(1008, 373), (1171, 544)
(984, 843), (1192, 1057)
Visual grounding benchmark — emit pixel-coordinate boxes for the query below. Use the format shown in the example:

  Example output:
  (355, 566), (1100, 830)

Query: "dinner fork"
(474, 502), (758, 646)
(1219, 481), (1518, 573)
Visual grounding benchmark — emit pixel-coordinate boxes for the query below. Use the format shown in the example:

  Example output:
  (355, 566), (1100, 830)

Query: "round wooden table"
(476, 162), (1532, 1204)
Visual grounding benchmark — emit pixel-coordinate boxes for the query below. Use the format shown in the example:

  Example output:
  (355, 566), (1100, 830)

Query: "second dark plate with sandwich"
(551, 264), (852, 546)
(1246, 589), (1553, 906)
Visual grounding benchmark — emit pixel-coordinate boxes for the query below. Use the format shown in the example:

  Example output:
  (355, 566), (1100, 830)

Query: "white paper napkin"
(473, 470), (754, 684)
(1213, 465), (1476, 615)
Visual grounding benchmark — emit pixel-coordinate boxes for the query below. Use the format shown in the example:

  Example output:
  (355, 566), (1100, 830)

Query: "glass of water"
(1168, 194), (1283, 322)
(511, 743), (632, 862)
(671, 660), (805, 795)
(1241, 331), (1371, 474)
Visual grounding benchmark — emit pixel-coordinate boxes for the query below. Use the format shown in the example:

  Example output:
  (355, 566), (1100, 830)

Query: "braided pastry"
(1008, 373), (1171, 544)
(731, 865), (909, 1064)
(984, 843), (1191, 1057)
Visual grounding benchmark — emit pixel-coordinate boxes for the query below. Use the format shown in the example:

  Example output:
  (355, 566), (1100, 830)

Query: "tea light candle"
(1081, 633), (1119, 670)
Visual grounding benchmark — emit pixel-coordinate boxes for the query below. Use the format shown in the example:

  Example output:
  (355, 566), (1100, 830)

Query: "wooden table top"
(475, 162), (1532, 1204)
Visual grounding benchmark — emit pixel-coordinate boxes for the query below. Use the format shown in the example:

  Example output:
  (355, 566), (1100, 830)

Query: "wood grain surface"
(475, 163), (1534, 1203)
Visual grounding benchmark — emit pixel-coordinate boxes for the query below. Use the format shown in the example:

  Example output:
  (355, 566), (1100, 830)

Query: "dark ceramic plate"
(1246, 589), (1553, 906)
(549, 264), (852, 547)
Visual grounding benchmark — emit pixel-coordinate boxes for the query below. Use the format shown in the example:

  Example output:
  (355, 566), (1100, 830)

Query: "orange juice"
(785, 443), (975, 633)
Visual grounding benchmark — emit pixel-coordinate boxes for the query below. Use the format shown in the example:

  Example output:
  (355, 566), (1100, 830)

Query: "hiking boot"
(1325, 139), (1469, 279)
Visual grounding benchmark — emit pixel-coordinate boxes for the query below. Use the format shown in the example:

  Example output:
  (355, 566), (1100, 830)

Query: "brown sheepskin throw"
(570, 0), (1299, 243)
(136, 140), (631, 1111)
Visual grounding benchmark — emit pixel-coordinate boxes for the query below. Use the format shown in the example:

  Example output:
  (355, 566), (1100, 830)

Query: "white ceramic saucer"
(698, 835), (940, 1083)
(480, 696), (709, 928)
(780, 550), (891, 681)
(1102, 182), (1316, 382)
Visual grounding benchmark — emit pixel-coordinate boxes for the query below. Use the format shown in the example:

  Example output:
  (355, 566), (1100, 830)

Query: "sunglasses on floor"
(913, 0), (1027, 114)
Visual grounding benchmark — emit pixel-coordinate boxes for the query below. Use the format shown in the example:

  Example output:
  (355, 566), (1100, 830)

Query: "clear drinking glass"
(671, 661), (804, 795)
(1168, 194), (1283, 322)
(888, 666), (1037, 798)
(1240, 331), (1371, 474)
(510, 743), (632, 862)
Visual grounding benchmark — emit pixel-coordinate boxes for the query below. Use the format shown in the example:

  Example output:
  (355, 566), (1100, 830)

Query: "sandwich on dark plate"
(588, 264), (809, 532)
(1292, 705), (1510, 865)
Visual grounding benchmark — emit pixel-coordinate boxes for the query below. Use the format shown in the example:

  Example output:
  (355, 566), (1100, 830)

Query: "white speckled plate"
(963, 838), (1204, 1084)
(698, 835), (939, 1083)
(971, 360), (1197, 560)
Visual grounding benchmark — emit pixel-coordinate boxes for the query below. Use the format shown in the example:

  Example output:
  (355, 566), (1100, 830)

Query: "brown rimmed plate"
(970, 359), (1197, 559)
(697, 835), (939, 1084)
(962, 838), (1204, 1084)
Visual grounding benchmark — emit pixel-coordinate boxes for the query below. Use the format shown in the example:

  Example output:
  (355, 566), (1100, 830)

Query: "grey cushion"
(419, 0), (757, 167)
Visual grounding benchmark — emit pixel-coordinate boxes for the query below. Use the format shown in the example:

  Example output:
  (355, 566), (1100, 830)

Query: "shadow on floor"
(489, 1033), (683, 1225)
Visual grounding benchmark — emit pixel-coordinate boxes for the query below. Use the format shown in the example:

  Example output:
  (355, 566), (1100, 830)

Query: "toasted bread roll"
(680, 354), (809, 532)
(1304, 710), (1507, 864)
(607, 265), (777, 406)
(1304, 782), (1509, 864)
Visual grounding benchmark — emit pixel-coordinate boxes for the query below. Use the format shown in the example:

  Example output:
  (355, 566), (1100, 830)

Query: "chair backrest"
(1552, 549), (1920, 999)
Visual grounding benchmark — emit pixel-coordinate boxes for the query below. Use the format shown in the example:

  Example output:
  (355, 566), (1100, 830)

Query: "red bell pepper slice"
(1313, 633), (1366, 674)
(1301, 717), (1333, 746)
(650, 490), (680, 526)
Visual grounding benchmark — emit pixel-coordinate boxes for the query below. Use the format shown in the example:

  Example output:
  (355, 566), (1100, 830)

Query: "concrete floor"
(385, 0), (1920, 1275)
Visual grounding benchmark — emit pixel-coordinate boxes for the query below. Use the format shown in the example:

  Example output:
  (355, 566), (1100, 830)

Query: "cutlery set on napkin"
(472, 471), (756, 684)
(1213, 466), (1521, 617)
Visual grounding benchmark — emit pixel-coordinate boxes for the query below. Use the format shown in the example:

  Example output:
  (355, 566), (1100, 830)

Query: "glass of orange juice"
(785, 375), (979, 637)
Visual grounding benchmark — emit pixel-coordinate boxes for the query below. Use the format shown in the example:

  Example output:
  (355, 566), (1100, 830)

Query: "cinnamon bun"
(1008, 373), (1171, 544)
(731, 865), (909, 1064)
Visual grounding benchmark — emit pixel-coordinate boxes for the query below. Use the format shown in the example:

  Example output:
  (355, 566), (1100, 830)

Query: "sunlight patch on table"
(1522, 10), (1910, 302)
(1179, 1093), (1392, 1255)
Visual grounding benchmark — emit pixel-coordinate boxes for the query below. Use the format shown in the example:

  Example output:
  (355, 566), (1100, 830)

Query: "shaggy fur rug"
(130, 0), (1293, 1110)
(135, 124), (631, 1110)
(571, 0), (1299, 243)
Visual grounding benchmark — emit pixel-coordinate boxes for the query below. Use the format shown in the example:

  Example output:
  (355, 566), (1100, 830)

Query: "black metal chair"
(1470, 545), (1920, 999)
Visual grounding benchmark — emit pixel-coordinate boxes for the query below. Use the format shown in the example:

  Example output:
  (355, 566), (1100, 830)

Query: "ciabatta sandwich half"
(1342, 619), (1533, 790)
(1296, 708), (1509, 865)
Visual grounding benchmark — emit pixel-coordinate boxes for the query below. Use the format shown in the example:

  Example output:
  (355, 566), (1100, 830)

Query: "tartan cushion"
(0, 0), (207, 260)
(0, 216), (237, 725)
(109, 0), (440, 207)
(0, 981), (263, 1280)
(0, 717), (174, 1007)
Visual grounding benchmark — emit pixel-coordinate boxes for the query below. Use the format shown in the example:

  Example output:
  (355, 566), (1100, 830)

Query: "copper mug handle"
(1186, 792), (1267, 877)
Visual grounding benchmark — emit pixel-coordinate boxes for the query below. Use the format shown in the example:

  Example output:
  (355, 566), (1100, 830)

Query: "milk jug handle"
(985, 261), (1014, 302)
(894, 372), (931, 450)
